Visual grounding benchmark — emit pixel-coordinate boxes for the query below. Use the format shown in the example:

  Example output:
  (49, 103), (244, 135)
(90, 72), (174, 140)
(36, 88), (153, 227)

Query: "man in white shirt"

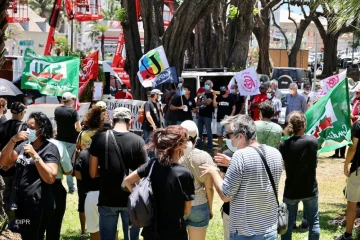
(301, 82), (313, 110)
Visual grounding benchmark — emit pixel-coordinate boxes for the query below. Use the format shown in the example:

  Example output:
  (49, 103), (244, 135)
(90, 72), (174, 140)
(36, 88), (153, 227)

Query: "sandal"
(80, 233), (87, 239)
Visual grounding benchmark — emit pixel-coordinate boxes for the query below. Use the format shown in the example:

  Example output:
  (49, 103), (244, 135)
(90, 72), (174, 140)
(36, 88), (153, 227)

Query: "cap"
(181, 120), (198, 138)
(95, 101), (106, 110)
(113, 107), (131, 120)
(150, 89), (163, 95)
(62, 92), (76, 101)
(11, 102), (27, 114)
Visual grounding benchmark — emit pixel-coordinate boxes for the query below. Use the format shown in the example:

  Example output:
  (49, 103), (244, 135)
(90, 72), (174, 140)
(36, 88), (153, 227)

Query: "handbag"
(71, 131), (84, 176)
(250, 146), (289, 235)
(106, 130), (131, 193)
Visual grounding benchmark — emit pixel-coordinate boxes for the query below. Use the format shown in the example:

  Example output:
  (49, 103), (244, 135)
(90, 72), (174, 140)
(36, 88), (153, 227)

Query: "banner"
(320, 70), (347, 93)
(137, 46), (170, 88)
(306, 78), (351, 154)
(21, 48), (80, 97)
(79, 51), (99, 97)
(153, 66), (178, 87)
(234, 67), (261, 96)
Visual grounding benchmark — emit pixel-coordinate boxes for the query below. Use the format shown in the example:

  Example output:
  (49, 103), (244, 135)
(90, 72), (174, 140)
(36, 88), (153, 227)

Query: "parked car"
(272, 67), (312, 90)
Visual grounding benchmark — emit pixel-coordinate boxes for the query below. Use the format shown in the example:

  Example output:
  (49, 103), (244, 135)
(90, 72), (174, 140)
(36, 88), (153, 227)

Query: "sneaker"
(69, 188), (75, 194)
(292, 221), (297, 230)
(334, 234), (352, 240)
(300, 221), (309, 229)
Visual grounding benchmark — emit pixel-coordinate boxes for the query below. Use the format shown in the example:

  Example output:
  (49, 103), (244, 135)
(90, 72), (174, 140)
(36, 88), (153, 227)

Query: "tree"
(314, 2), (359, 76)
(102, 0), (121, 20)
(0, 0), (8, 67)
(55, 37), (70, 56)
(253, 0), (282, 75)
(28, 0), (53, 18)
(86, 23), (109, 60)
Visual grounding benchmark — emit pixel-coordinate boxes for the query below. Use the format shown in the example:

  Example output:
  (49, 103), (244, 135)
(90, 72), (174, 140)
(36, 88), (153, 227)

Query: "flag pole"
(245, 95), (250, 116)
(175, 83), (184, 106)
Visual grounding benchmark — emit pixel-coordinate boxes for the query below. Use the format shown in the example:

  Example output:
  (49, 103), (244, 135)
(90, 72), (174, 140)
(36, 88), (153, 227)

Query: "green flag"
(21, 48), (80, 97)
(305, 78), (352, 154)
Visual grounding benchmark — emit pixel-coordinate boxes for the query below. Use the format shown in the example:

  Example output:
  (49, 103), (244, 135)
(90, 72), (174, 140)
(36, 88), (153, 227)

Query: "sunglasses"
(224, 131), (234, 139)
(220, 86), (227, 91)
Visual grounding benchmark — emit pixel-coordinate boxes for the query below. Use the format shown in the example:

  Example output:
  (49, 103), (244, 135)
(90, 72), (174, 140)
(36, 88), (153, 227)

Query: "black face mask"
(220, 91), (226, 95)
(3, 108), (7, 115)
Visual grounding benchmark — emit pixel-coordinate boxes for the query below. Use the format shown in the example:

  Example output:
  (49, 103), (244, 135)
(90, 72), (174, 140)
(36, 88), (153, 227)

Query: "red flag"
(79, 50), (99, 97)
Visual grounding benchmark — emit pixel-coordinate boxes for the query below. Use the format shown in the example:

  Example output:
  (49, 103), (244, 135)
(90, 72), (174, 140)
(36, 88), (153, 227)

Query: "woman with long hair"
(124, 125), (195, 240)
(0, 112), (60, 240)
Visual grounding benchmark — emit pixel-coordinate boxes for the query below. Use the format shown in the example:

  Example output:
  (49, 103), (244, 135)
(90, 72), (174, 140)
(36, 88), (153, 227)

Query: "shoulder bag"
(249, 146), (288, 235)
(71, 131), (83, 176)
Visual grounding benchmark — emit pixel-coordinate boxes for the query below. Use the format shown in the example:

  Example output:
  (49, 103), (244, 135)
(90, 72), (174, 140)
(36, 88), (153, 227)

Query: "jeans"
(196, 116), (213, 150)
(61, 141), (76, 192)
(165, 120), (177, 126)
(98, 206), (140, 240)
(281, 196), (320, 240)
(230, 230), (277, 240)
(143, 130), (152, 144)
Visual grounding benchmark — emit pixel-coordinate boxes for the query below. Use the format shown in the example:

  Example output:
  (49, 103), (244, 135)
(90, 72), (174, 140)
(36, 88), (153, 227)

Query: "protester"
(171, 85), (196, 124)
(0, 102), (27, 232)
(230, 84), (244, 115)
(270, 79), (282, 99)
(180, 120), (214, 240)
(285, 83), (308, 122)
(0, 98), (8, 126)
(335, 117), (360, 240)
(142, 89), (163, 142)
(213, 86), (235, 149)
(54, 92), (81, 193)
(250, 83), (268, 121)
(176, 77), (185, 95)
(46, 139), (73, 240)
(115, 84), (133, 100)
(200, 115), (283, 240)
(0, 112), (60, 240)
(268, 88), (282, 124)
(163, 84), (178, 126)
(279, 112), (320, 240)
(255, 101), (283, 148)
(301, 82), (314, 109)
(89, 107), (147, 240)
(124, 125), (195, 240)
(196, 80), (215, 151)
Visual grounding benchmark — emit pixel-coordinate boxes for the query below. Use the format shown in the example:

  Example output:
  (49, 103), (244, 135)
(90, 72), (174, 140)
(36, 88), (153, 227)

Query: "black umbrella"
(12, 77), (43, 99)
(0, 78), (22, 97)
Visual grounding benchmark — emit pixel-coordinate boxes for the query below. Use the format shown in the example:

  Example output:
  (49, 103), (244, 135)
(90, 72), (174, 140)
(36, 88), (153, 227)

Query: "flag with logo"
(153, 66), (178, 87)
(306, 78), (351, 154)
(21, 48), (80, 97)
(137, 46), (169, 88)
(79, 50), (99, 97)
(319, 70), (347, 93)
(234, 67), (261, 96)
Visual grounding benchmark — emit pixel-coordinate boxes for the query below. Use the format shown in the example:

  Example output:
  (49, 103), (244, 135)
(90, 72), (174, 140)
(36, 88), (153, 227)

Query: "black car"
(272, 67), (312, 89)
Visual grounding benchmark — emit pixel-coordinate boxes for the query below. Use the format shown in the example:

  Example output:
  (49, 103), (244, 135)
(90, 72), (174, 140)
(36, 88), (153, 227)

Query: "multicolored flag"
(79, 50), (99, 97)
(21, 48), (80, 97)
(306, 78), (352, 154)
(153, 66), (178, 87)
(137, 46), (169, 88)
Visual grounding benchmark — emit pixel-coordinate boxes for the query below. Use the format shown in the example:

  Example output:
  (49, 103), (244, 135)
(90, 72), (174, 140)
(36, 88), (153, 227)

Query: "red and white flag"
(79, 51), (99, 97)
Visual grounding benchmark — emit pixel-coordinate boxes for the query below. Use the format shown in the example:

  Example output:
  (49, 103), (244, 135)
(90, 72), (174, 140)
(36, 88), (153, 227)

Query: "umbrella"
(12, 77), (42, 99)
(0, 78), (22, 96)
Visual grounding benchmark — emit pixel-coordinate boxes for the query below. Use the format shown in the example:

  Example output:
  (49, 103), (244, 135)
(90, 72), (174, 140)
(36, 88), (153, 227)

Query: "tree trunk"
(121, 0), (145, 100)
(193, 15), (211, 68)
(162, 0), (217, 75)
(288, 19), (311, 67)
(322, 35), (338, 76)
(225, 0), (255, 70)
(0, 2), (8, 67)
(101, 34), (105, 60)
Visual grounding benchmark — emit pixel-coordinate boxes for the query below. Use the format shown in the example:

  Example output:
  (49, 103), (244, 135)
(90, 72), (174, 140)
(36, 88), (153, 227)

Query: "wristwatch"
(33, 156), (41, 162)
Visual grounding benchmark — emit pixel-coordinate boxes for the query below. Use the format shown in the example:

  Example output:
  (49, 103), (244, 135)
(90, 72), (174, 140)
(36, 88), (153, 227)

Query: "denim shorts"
(186, 203), (210, 228)
(217, 122), (226, 137)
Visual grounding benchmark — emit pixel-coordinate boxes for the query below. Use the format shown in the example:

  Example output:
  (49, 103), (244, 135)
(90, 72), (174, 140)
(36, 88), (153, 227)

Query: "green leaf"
(228, 5), (240, 20)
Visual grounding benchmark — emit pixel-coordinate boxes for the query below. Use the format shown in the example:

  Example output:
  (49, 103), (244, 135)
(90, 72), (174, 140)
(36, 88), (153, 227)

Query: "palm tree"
(102, 0), (121, 20)
(28, 0), (53, 18)
(86, 23), (109, 60)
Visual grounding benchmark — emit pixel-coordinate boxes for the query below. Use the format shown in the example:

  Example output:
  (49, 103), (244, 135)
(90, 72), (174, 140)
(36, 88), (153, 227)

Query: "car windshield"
(274, 69), (298, 81)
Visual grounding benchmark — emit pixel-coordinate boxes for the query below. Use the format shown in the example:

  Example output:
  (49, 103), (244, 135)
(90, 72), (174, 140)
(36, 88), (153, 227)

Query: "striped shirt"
(222, 145), (283, 236)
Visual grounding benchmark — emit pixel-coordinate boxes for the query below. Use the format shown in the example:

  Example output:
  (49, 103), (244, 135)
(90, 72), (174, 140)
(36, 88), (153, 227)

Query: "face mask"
(304, 90), (310, 94)
(204, 85), (210, 90)
(183, 141), (193, 159)
(226, 139), (237, 153)
(158, 95), (162, 102)
(122, 89), (127, 93)
(27, 99), (32, 105)
(181, 89), (186, 96)
(27, 129), (38, 143)
(230, 89), (236, 94)
(220, 91), (226, 95)
(3, 108), (7, 114)
(267, 93), (272, 99)
(289, 90), (294, 95)
(178, 83), (183, 88)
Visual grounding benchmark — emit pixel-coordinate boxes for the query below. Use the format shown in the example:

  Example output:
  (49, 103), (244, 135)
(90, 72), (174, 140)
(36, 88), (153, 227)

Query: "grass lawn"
(60, 152), (351, 240)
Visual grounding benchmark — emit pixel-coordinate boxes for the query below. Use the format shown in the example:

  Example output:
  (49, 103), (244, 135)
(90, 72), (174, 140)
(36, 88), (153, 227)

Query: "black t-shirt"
(231, 93), (244, 115)
(171, 96), (196, 122)
(76, 149), (100, 193)
(54, 105), (79, 143)
(89, 131), (147, 207)
(350, 121), (360, 173)
(14, 140), (60, 206)
(198, 92), (214, 118)
(143, 101), (161, 131)
(0, 115), (6, 127)
(0, 120), (27, 177)
(220, 149), (233, 215)
(216, 95), (234, 122)
(164, 91), (178, 121)
(279, 135), (318, 199)
(137, 159), (195, 235)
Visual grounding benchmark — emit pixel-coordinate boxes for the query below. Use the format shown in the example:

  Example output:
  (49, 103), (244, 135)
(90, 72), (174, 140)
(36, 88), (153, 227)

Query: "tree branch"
(300, 3), (308, 18)
(313, 17), (327, 39)
(271, 9), (288, 50)
(273, 1), (287, 12)
(288, 2), (298, 29)
(263, 0), (281, 12)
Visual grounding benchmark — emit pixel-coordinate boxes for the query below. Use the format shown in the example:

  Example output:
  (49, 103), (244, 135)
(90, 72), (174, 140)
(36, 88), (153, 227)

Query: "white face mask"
(226, 138), (237, 153)
(289, 90), (294, 95)
(122, 89), (127, 93)
(27, 129), (38, 143)
(267, 93), (272, 99)
(158, 95), (162, 102)
(183, 141), (193, 159)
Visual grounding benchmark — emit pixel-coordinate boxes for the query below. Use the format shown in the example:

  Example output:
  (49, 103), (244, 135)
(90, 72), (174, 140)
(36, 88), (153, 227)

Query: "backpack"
(128, 159), (156, 228)
(137, 103), (146, 123)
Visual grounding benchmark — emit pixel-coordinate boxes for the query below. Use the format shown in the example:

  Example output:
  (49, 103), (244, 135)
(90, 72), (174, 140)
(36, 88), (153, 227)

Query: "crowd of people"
(0, 76), (358, 240)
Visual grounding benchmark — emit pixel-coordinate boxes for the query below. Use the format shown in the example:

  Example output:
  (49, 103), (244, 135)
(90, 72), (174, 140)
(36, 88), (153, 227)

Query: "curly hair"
(28, 112), (53, 139)
(146, 126), (188, 166)
(287, 111), (307, 135)
(83, 106), (104, 130)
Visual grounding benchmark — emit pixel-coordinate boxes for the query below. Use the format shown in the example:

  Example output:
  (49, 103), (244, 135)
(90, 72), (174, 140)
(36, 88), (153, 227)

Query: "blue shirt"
(285, 93), (308, 119)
